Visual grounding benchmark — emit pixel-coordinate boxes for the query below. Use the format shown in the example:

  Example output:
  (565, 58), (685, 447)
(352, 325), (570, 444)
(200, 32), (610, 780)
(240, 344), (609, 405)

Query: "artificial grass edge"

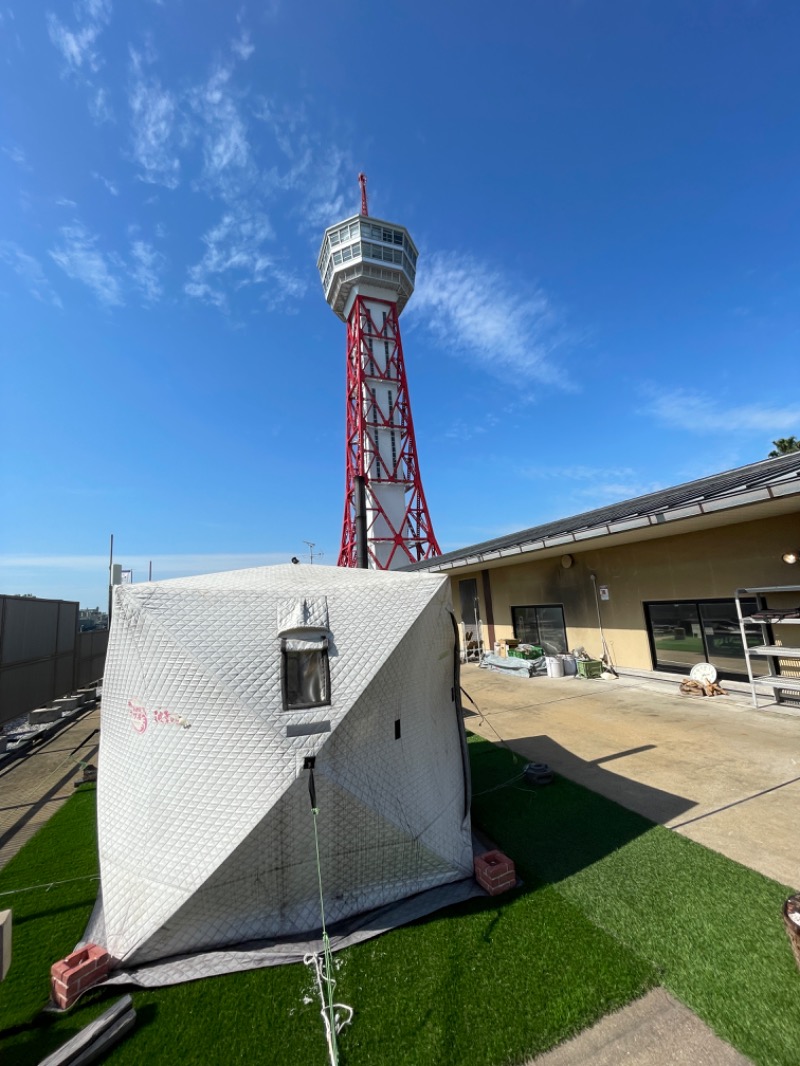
(468, 733), (800, 1066)
(1, 767), (656, 1066)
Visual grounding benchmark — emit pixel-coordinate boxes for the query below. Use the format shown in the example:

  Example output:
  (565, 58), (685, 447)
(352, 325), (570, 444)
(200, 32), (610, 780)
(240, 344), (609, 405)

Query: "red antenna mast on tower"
(317, 176), (441, 569)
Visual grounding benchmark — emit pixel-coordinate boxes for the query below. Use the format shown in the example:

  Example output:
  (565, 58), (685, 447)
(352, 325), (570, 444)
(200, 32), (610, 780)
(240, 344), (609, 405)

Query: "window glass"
(282, 639), (330, 710)
(511, 605), (566, 653)
(644, 599), (764, 680)
(699, 600), (764, 677)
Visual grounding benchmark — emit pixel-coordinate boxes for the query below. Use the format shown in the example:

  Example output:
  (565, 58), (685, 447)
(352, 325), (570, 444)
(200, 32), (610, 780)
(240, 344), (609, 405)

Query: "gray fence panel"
(1, 598), (60, 665)
(76, 629), (108, 689)
(0, 595), (99, 726)
(0, 662), (55, 726)
(54, 654), (75, 698)
(57, 602), (78, 655)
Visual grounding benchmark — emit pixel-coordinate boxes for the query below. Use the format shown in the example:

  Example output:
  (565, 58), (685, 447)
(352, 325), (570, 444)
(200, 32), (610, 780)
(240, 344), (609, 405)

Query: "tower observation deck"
(317, 175), (441, 569)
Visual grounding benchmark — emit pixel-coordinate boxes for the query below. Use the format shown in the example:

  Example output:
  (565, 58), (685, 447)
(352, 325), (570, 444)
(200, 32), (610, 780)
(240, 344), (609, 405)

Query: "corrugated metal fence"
(0, 595), (108, 727)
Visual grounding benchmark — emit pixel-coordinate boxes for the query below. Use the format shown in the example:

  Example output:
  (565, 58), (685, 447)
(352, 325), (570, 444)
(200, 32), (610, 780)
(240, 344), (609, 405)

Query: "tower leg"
(338, 295), (440, 569)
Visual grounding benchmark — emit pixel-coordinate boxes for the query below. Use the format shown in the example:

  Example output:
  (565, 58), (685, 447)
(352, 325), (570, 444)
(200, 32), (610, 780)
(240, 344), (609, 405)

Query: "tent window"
(281, 638), (331, 711)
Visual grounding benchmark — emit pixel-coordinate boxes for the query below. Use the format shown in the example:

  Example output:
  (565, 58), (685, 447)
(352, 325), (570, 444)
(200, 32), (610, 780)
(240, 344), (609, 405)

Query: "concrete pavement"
(0, 706), (100, 870)
(529, 988), (752, 1066)
(463, 663), (800, 1065)
(462, 663), (800, 888)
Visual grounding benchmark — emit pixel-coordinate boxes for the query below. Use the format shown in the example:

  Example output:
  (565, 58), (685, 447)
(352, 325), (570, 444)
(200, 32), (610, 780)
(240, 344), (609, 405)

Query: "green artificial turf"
(4, 733), (799, 1065)
(0, 773), (653, 1066)
(470, 735), (800, 1066)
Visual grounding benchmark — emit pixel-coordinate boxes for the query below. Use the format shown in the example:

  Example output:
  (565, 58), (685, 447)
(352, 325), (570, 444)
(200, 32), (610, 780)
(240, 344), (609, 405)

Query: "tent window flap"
(281, 636), (331, 711)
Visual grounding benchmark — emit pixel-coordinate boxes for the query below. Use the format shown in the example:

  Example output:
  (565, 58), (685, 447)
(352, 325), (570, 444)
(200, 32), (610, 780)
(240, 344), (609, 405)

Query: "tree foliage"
(768, 436), (800, 458)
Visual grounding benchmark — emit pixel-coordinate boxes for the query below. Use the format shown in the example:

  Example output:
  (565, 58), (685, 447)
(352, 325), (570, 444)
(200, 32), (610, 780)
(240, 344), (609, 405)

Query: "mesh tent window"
(281, 636), (331, 711)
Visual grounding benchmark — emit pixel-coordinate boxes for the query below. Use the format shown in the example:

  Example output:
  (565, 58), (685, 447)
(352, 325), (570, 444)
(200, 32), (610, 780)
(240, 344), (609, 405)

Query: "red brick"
(474, 849), (516, 897)
(50, 943), (111, 1009)
(484, 877), (517, 897)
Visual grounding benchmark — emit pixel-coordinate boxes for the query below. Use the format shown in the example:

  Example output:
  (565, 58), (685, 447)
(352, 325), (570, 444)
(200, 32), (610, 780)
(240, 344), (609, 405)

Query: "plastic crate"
(509, 646), (542, 660)
(577, 658), (603, 679)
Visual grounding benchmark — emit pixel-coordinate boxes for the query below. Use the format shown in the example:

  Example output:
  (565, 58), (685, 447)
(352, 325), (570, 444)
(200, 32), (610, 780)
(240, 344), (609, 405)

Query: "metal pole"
(354, 476), (368, 569)
(107, 533), (114, 628)
(148, 560), (153, 581)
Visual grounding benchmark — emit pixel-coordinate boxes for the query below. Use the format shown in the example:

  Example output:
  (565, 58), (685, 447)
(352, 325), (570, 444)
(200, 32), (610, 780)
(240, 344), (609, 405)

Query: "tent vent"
(394, 719), (401, 740)
(286, 721), (331, 737)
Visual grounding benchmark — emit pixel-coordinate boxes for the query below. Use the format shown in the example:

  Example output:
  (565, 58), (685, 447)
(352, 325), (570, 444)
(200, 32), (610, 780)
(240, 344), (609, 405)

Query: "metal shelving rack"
(735, 585), (800, 709)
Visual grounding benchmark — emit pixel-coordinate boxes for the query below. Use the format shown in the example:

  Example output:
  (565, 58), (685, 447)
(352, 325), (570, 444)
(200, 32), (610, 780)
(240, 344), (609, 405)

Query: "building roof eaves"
(404, 452), (800, 573)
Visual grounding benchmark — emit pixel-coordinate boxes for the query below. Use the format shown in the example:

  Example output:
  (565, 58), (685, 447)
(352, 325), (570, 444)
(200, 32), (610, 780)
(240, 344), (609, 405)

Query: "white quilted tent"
(87, 564), (474, 982)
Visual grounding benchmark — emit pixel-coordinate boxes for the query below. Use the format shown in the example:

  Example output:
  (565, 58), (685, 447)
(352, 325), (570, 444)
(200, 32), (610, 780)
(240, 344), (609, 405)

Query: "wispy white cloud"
(128, 49), (181, 188)
(49, 222), (123, 306)
(47, 0), (111, 75)
(0, 242), (62, 307)
(185, 207), (305, 311)
(0, 552), (300, 573)
(2, 144), (28, 168)
(130, 239), (164, 303)
(298, 145), (351, 231)
(56, 197), (78, 208)
(522, 464), (638, 482)
(231, 29), (255, 61)
(89, 85), (114, 123)
(47, 0), (113, 125)
(642, 387), (800, 434)
(0, 553), (310, 603)
(516, 462), (662, 505)
(572, 480), (664, 504)
(92, 171), (119, 195)
(410, 253), (567, 381)
(188, 62), (255, 200)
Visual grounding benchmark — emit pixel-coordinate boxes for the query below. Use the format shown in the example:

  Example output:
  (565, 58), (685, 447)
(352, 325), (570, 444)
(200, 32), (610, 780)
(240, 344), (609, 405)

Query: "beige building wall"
(450, 512), (800, 670)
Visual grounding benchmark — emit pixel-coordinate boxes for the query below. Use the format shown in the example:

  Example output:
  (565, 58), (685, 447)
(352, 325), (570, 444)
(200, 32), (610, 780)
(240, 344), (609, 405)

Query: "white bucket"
(560, 654), (577, 676)
(545, 655), (565, 678)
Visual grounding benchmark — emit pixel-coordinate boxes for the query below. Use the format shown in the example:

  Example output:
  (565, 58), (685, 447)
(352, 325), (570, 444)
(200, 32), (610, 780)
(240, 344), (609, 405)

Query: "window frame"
(280, 636), (332, 712)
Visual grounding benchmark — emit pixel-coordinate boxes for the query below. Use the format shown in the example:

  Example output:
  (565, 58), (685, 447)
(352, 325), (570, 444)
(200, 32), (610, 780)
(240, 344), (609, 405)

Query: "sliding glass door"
(644, 598), (766, 680)
(511, 605), (567, 654)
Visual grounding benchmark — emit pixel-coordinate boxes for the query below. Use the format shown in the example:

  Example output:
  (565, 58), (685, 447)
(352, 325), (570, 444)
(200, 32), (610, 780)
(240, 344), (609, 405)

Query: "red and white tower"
(318, 175), (441, 569)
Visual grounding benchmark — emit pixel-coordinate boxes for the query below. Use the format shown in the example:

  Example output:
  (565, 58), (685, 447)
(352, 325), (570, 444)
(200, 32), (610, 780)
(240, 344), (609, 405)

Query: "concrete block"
(51, 944), (110, 1010)
(29, 708), (62, 725)
(50, 697), (79, 713)
(474, 849), (517, 896)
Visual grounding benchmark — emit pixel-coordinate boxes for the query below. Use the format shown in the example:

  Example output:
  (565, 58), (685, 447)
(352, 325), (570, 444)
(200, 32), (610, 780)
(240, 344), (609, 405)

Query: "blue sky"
(2, 1), (800, 608)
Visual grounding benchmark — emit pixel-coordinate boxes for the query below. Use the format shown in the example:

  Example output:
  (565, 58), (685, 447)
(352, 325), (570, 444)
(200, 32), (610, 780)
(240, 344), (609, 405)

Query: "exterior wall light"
(782, 551), (799, 565)
(561, 554), (574, 569)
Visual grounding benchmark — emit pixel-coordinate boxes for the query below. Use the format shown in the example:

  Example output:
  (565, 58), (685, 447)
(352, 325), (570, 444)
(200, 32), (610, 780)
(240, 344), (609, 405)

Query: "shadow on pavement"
(468, 732), (696, 885)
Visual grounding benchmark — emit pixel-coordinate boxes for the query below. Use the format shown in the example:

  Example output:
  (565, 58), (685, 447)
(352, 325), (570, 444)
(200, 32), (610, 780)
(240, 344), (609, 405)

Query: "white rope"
(0, 874), (99, 898)
(303, 951), (353, 1066)
(473, 771), (529, 797)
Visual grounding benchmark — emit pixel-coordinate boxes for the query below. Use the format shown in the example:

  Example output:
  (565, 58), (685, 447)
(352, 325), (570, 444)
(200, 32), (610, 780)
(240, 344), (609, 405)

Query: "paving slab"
(528, 988), (752, 1065)
(462, 664), (800, 888)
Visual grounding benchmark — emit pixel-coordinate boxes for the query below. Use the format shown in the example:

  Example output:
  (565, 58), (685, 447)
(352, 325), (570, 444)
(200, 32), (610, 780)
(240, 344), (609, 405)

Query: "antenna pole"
(107, 533), (114, 627)
(303, 541), (324, 565)
(358, 172), (368, 216)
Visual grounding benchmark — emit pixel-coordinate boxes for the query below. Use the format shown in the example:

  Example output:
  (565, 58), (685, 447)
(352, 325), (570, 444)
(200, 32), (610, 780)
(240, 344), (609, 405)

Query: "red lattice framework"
(339, 295), (441, 568)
